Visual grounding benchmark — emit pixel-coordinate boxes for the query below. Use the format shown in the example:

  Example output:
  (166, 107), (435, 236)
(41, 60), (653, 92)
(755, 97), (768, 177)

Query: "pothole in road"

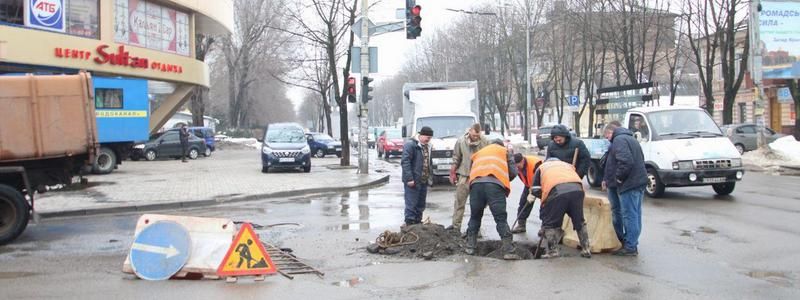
(473, 240), (544, 260)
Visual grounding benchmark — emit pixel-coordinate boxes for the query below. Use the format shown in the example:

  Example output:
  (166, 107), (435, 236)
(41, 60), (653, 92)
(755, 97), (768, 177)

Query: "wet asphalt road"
(1, 153), (799, 299)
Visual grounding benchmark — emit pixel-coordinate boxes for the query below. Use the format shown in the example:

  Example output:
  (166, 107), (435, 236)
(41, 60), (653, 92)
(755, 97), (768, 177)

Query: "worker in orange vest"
(530, 158), (592, 258)
(465, 140), (519, 260)
(511, 153), (543, 234)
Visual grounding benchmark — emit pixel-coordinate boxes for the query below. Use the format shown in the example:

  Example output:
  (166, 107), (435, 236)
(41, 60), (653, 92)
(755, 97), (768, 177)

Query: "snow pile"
(216, 138), (260, 150)
(768, 136), (800, 165)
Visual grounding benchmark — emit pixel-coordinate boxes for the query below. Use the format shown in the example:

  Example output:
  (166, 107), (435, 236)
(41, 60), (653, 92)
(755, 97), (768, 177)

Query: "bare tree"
(189, 34), (215, 127)
(685, 0), (749, 122)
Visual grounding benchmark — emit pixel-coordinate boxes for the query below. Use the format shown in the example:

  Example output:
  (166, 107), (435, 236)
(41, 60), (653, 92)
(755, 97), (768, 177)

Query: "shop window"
(0, 0), (24, 25)
(96, 88), (124, 109)
(738, 102), (746, 123)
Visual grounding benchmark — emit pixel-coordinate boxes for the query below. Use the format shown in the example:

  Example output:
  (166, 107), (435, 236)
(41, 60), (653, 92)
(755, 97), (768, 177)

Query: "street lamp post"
(524, 0), (531, 143)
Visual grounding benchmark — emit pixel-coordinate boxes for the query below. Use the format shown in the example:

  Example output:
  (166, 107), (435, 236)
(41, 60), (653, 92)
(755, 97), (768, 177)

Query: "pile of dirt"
(366, 223), (464, 260)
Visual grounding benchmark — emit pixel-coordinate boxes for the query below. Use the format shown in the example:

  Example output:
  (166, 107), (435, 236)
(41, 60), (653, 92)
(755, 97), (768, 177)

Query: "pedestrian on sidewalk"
(601, 122), (648, 256)
(530, 158), (592, 258)
(447, 123), (489, 234)
(545, 125), (591, 178)
(401, 126), (434, 226)
(464, 140), (519, 260)
(179, 124), (190, 163)
(510, 153), (543, 234)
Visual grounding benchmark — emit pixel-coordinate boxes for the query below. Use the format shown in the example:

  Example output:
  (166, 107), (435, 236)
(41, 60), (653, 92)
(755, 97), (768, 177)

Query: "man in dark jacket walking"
(602, 123), (648, 256)
(179, 125), (190, 162)
(545, 125), (591, 178)
(401, 126), (434, 226)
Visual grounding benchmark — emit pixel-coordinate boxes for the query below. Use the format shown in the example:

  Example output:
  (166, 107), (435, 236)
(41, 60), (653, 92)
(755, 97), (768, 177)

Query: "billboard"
(114, 0), (191, 56)
(760, 1), (800, 79)
(24, 0), (66, 32)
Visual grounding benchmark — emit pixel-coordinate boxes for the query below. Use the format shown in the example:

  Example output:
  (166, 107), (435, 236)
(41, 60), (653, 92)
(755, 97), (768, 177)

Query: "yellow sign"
(216, 223), (277, 276)
(96, 110), (148, 118)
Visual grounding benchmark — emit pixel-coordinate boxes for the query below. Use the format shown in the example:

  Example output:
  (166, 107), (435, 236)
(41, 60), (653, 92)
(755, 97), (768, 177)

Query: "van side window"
(629, 114), (650, 140)
(96, 88), (123, 109)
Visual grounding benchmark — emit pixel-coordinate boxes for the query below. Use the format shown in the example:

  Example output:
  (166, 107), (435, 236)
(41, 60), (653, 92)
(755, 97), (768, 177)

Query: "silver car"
(720, 123), (786, 154)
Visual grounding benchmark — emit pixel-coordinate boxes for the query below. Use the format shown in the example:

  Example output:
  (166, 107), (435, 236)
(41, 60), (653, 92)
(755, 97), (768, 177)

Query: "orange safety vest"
(539, 160), (583, 205)
(518, 156), (543, 188)
(468, 144), (511, 193)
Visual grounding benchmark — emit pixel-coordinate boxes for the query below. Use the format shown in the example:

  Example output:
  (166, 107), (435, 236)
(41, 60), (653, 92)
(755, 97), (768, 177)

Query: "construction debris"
(366, 223), (464, 259)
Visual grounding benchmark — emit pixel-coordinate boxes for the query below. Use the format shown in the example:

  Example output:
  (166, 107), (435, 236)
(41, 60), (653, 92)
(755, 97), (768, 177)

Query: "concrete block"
(562, 195), (622, 253)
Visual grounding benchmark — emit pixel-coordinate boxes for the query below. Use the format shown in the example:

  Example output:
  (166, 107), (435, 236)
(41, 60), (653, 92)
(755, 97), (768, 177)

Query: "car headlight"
(261, 146), (273, 155)
(301, 145), (310, 154)
(133, 144), (145, 149)
(672, 161), (693, 170)
(731, 158), (742, 168)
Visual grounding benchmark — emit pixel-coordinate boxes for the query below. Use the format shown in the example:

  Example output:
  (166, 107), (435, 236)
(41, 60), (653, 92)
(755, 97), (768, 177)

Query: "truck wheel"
(712, 182), (735, 196)
(145, 150), (157, 161)
(92, 147), (117, 174)
(645, 168), (665, 198)
(586, 161), (602, 188)
(0, 185), (29, 245)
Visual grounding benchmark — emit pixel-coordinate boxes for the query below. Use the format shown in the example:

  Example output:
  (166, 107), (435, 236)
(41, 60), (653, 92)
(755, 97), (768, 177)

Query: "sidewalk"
(35, 149), (389, 218)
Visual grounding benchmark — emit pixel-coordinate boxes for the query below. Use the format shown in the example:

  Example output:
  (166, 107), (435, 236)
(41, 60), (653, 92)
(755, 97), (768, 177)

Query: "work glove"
(530, 186), (543, 198)
(527, 193), (536, 204)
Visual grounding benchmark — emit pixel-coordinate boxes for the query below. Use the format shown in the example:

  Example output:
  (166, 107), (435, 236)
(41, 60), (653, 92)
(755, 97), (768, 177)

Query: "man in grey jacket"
(447, 123), (489, 233)
(401, 126), (434, 226)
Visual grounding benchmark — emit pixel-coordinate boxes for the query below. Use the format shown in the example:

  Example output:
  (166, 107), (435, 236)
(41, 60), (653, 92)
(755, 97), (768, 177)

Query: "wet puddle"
(680, 226), (719, 237)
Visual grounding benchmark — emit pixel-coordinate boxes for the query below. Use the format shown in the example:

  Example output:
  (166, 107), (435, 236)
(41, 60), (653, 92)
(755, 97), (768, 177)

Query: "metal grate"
(274, 151), (302, 158)
(261, 242), (324, 280)
(694, 159), (732, 169)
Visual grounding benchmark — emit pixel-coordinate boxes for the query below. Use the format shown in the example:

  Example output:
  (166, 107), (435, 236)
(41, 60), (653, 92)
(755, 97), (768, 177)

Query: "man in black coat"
(545, 125), (591, 178)
(602, 123), (648, 256)
(179, 125), (190, 162)
(401, 126), (434, 226)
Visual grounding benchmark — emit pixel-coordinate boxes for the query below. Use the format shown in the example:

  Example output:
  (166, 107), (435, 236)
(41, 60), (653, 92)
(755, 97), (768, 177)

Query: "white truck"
(585, 106), (744, 198)
(402, 81), (480, 181)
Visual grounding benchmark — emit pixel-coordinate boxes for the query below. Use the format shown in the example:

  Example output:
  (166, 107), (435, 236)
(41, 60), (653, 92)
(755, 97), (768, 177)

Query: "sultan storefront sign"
(54, 44), (184, 74)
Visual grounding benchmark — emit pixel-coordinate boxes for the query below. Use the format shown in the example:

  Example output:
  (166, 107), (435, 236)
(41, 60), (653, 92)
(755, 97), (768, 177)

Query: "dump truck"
(0, 72), (98, 244)
(402, 81), (480, 182)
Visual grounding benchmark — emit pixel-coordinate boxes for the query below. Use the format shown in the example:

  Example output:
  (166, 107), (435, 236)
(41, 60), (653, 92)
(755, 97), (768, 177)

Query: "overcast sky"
(287, 0), (493, 110)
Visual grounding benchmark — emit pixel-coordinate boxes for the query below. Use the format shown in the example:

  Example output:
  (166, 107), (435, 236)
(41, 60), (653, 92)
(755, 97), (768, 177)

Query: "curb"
(37, 174), (391, 219)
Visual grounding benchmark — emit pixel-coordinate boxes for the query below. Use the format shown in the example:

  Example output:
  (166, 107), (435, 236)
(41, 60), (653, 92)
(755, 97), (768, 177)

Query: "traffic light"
(361, 76), (374, 103)
(346, 77), (357, 103)
(405, 0), (421, 39)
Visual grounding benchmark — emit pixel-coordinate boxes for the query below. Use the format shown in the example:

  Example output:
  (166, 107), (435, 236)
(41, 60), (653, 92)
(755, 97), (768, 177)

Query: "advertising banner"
(114, 0), (191, 56)
(760, 1), (800, 79)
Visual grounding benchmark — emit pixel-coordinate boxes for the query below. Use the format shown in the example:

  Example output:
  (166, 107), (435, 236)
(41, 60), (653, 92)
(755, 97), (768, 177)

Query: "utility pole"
(358, 0), (370, 174)
(750, 0), (766, 148)
(524, 0), (531, 143)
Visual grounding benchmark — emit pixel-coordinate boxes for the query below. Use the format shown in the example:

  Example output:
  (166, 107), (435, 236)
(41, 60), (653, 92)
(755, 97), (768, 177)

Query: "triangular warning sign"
(217, 223), (277, 276)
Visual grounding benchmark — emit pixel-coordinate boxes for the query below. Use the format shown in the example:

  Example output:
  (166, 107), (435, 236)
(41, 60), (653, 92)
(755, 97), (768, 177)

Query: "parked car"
(377, 128), (404, 158)
(486, 131), (514, 154)
(168, 127), (215, 157)
(260, 123), (311, 173)
(719, 123), (786, 154)
(131, 131), (207, 161)
(306, 132), (342, 158)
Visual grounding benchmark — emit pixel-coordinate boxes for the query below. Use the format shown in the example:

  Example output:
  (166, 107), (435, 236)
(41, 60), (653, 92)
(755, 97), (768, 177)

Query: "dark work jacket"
(179, 128), (190, 144)
(401, 138), (432, 185)
(603, 128), (648, 193)
(545, 131), (591, 178)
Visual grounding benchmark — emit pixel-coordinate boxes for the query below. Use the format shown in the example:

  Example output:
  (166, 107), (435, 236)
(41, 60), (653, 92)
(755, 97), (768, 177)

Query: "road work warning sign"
(217, 223), (277, 276)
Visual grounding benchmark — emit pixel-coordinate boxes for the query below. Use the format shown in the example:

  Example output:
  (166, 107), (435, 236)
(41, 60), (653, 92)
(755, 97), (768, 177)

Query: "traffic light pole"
(358, 0), (370, 174)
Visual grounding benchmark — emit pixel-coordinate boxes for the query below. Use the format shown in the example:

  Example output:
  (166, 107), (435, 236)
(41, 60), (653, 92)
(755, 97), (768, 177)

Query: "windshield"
(647, 110), (722, 138)
(313, 134), (334, 141)
(385, 129), (402, 139)
(416, 116), (475, 139)
(266, 127), (305, 143)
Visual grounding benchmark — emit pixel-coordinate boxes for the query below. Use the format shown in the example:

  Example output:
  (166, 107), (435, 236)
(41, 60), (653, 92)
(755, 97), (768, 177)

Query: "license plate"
(702, 177), (726, 183)
(279, 158), (295, 163)
(437, 164), (451, 170)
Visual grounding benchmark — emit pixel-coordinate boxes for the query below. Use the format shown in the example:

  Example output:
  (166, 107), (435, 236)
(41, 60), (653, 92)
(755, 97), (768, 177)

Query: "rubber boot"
(511, 221), (526, 234)
(542, 229), (561, 259)
(501, 236), (520, 260)
(465, 233), (477, 255)
(577, 225), (592, 258)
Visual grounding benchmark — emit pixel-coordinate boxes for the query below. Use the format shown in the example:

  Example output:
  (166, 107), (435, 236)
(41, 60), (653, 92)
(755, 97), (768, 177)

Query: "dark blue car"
(305, 132), (342, 158)
(260, 123), (311, 173)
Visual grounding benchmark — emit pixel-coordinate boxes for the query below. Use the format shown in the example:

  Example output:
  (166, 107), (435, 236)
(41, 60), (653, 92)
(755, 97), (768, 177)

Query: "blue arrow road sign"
(129, 221), (191, 281)
(568, 95), (580, 106)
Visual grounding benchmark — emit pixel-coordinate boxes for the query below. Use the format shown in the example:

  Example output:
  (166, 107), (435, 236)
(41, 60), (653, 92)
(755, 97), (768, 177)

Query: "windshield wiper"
(659, 132), (695, 139)
(439, 135), (457, 139)
(687, 130), (723, 137)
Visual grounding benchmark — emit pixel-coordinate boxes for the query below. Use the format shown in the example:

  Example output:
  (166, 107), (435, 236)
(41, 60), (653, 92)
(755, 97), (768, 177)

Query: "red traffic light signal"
(347, 77), (357, 103)
(412, 5), (421, 16)
(406, 1), (422, 39)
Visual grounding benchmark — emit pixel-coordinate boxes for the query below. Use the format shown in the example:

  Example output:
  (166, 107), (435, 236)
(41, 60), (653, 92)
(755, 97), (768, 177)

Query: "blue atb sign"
(24, 0), (65, 32)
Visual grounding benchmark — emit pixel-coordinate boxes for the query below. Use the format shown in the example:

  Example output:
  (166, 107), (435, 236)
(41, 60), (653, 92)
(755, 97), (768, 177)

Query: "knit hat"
(418, 126), (434, 136)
